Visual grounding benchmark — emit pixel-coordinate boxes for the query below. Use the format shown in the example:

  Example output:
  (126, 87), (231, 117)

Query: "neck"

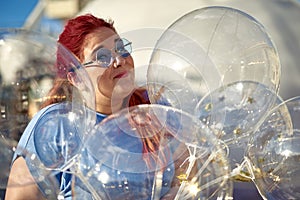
(95, 91), (124, 115)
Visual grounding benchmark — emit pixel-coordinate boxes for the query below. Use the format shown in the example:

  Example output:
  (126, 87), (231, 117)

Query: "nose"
(113, 55), (126, 68)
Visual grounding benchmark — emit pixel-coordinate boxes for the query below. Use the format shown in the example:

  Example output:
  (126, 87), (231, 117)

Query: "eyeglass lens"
(96, 38), (132, 67)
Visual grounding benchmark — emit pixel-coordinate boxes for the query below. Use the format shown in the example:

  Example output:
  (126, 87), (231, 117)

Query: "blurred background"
(0, 0), (299, 199)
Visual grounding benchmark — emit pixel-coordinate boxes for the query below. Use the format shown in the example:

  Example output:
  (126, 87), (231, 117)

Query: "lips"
(113, 71), (128, 79)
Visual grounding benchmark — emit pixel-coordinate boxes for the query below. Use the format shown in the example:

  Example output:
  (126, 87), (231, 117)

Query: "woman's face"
(80, 27), (135, 114)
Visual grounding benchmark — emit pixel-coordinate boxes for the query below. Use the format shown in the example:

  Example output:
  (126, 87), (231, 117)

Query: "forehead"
(84, 27), (119, 48)
(82, 27), (119, 59)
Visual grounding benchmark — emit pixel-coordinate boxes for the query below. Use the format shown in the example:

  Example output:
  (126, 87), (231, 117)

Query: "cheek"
(97, 70), (115, 96)
(126, 56), (134, 68)
(86, 68), (107, 90)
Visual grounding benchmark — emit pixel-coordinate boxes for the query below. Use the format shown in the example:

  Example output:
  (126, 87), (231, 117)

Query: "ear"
(67, 72), (86, 91)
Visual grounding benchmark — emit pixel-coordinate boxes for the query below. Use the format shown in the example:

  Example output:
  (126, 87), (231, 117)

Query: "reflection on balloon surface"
(247, 96), (300, 200)
(72, 104), (232, 200)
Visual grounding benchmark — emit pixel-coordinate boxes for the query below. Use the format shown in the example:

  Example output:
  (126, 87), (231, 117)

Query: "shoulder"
(24, 102), (73, 137)
(15, 103), (63, 146)
(30, 102), (72, 124)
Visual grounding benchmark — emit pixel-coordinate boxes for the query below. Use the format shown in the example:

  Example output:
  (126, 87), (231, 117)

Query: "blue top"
(13, 102), (175, 199)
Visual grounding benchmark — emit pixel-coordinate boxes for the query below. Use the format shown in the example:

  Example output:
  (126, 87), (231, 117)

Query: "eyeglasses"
(83, 38), (132, 68)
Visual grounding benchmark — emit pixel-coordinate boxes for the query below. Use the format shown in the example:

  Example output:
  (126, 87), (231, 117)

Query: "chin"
(118, 84), (135, 97)
(111, 79), (133, 99)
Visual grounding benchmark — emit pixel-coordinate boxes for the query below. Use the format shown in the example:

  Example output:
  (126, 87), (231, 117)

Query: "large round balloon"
(0, 29), (95, 191)
(73, 104), (232, 200)
(147, 6), (281, 115)
(247, 96), (300, 199)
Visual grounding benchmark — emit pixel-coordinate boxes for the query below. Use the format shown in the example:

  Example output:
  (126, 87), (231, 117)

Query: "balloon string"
(71, 155), (103, 200)
(230, 157), (269, 200)
(75, 172), (102, 200)
(230, 157), (254, 181)
(174, 145), (219, 200)
(59, 154), (80, 172)
(151, 132), (168, 200)
(151, 170), (163, 200)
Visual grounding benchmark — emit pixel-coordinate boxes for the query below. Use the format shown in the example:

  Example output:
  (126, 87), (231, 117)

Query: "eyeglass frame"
(83, 38), (132, 68)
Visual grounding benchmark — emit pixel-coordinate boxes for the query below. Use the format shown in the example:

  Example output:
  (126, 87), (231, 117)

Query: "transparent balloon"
(194, 80), (283, 168)
(247, 96), (300, 200)
(0, 28), (95, 194)
(72, 104), (232, 200)
(147, 6), (281, 115)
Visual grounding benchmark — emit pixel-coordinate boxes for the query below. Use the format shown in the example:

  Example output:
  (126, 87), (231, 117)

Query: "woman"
(5, 14), (180, 199)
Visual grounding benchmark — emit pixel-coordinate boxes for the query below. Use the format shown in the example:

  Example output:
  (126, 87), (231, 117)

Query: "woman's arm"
(5, 157), (46, 200)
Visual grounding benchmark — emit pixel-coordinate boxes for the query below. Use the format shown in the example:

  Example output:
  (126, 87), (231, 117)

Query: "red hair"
(58, 14), (116, 61)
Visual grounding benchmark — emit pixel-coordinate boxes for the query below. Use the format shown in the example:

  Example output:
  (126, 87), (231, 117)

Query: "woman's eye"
(98, 54), (108, 59)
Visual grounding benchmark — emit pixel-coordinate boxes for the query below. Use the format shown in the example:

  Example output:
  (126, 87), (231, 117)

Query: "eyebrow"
(90, 38), (121, 56)
(91, 45), (104, 56)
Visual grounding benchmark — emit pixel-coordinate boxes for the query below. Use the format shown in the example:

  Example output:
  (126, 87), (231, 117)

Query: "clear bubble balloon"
(73, 104), (232, 200)
(0, 28), (95, 192)
(147, 6), (281, 115)
(194, 80), (282, 168)
(247, 96), (300, 200)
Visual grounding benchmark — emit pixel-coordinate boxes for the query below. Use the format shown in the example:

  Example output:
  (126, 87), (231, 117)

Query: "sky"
(0, 0), (39, 28)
